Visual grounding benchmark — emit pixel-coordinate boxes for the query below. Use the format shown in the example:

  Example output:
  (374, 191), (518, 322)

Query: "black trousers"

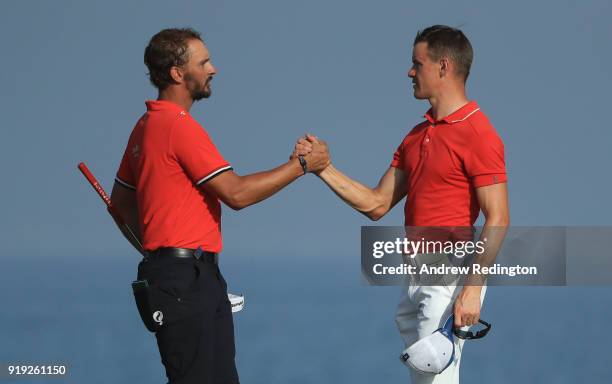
(137, 255), (240, 384)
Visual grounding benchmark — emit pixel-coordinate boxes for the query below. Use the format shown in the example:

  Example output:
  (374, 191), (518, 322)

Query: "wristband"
(297, 155), (308, 174)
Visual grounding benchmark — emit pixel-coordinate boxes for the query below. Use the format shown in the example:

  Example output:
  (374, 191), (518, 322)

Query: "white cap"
(399, 316), (455, 374)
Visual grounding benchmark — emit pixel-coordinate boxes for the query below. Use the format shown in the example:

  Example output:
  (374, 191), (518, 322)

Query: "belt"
(144, 247), (218, 264)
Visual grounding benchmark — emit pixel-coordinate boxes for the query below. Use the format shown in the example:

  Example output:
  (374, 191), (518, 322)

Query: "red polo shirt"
(391, 101), (506, 227)
(115, 100), (232, 252)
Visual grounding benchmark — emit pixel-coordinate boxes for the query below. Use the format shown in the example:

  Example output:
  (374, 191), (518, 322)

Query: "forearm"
(110, 205), (144, 255)
(465, 216), (509, 286)
(229, 158), (304, 209)
(454, 216), (509, 327)
(110, 183), (143, 254)
(317, 164), (384, 219)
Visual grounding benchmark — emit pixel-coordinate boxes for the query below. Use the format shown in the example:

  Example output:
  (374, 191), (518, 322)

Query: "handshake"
(290, 134), (331, 174)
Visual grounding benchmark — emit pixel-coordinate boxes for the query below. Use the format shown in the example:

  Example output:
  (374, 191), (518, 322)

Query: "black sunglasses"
(453, 319), (491, 340)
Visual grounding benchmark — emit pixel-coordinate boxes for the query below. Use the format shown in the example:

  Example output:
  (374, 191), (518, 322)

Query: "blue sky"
(1, 2), (611, 383)
(1, 0), (611, 260)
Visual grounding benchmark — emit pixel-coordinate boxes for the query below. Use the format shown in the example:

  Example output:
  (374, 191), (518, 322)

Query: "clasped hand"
(290, 134), (330, 174)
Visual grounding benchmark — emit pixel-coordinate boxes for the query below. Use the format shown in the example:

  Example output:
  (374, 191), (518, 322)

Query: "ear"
(439, 57), (450, 78)
(169, 66), (184, 84)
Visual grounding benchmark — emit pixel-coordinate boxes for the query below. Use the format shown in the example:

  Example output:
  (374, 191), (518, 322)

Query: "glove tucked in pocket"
(131, 277), (204, 333)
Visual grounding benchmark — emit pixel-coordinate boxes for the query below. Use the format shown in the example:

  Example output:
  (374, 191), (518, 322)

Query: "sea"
(1, 255), (610, 383)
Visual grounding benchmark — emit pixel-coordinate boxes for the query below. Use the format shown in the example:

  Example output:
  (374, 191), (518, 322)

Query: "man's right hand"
(292, 134), (330, 174)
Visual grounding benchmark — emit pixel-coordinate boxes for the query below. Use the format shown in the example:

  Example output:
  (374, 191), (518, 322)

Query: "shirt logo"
(131, 144), (140, 158)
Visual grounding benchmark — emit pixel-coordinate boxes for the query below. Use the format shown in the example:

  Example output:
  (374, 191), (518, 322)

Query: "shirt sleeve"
(115, 146), (136, 190)
(465, 130), (507, 188)
(171, 118), (232, 185)
(390, 142), (404, 168)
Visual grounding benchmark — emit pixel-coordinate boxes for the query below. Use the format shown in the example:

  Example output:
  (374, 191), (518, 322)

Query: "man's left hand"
(453, 286), (482, 328)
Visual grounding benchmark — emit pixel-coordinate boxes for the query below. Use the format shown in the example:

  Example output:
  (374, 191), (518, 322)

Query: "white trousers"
(395, 280), (487, 384)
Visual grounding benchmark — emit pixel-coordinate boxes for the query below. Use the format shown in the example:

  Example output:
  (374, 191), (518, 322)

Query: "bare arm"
(204, 144), (330, 210)
(110, 182), (143, 252)
(204, 159), (303, 210)
(454, 182), (509, 327)
(293, 135), (407, 220)
(469, 182), (510, 282)
(316, 165), (407, 221)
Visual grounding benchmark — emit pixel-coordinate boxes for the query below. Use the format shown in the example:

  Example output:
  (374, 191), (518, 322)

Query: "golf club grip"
(78, 162), (145, 256)
(78, 162), (113, 208)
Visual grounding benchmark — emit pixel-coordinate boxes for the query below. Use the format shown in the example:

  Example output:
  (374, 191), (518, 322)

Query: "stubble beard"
(192, 87), (211, 101)
(186, 73), (212, 101)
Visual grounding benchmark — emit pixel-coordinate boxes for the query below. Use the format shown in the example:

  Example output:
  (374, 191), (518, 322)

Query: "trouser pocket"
(132, 261), (205, 333)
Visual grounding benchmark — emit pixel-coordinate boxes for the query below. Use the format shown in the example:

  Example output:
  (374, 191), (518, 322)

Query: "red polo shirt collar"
(145, 99), (188, 114)
(424, 101), (480, 124)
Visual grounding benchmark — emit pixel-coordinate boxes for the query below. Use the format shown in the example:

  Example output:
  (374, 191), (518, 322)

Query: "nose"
(209, 63), (217, 76)
(408, 67), (415, 78)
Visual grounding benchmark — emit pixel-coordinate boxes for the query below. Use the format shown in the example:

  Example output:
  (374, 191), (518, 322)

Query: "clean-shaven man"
(295, 25), (509, 383)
